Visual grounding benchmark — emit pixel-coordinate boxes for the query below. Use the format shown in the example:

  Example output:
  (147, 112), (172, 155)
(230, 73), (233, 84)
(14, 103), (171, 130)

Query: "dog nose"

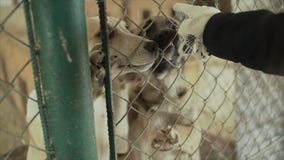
(159, 30), (175, 40)
(144, 41), (159, 53)
(155, 30), (176, 49)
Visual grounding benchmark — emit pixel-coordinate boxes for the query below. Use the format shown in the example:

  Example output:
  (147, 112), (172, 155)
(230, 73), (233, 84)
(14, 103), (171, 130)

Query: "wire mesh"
(0, 0), (283, 160)
(1, 1), (34, 159)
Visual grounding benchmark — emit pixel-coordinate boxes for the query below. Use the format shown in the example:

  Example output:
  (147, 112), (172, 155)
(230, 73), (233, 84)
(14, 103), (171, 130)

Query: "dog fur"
(26, 16), (159, 160)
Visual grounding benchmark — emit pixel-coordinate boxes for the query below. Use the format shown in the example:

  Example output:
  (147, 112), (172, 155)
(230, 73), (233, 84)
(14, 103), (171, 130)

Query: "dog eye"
(144, 19), (153, 28)
(144, 20), (155, 31)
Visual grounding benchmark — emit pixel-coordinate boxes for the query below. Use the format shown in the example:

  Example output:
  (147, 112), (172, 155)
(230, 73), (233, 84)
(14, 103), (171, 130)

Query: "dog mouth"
(115, 48), (159, 73)
(118, 60), (155, 73)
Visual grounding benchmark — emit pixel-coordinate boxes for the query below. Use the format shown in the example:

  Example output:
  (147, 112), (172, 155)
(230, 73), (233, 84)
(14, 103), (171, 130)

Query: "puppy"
(124, 16), (202, 159)
(128, 16), (197, 122)
(26, 16), (159, 160)
(133, 16), (197, 111)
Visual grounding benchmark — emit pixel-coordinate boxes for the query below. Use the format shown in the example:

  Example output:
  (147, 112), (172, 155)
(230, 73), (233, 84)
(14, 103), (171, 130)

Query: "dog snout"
(144, 41), (159, 54)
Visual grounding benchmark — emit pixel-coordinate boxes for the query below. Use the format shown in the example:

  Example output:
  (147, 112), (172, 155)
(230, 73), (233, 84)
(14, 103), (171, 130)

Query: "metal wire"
(97, 0), (117, 159)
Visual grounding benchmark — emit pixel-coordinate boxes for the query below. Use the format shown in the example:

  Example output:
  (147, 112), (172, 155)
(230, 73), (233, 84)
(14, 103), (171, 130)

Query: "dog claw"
(151, 126), (179, 151)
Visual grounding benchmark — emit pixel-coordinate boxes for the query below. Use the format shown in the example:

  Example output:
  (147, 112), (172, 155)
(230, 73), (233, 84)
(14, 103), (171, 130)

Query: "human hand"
(173, 3), (220, 59)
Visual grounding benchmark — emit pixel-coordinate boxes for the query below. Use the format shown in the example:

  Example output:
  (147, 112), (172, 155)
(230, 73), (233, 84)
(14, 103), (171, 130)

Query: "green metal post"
(97, 1), (117, 160)
(30, 0), (97, 159)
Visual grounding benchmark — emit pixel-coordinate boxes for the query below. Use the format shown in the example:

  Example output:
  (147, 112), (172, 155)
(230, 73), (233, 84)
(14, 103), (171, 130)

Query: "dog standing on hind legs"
(122, 16), (202, 160)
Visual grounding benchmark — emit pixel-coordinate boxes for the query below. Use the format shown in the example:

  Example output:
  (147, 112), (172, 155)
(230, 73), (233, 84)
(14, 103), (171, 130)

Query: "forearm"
(203, 10), (284, 75)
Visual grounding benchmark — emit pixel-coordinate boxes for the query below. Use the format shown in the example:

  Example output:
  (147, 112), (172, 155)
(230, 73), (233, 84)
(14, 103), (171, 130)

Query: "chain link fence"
(1, 0), (32, 159)
(0, 0), (283, 160)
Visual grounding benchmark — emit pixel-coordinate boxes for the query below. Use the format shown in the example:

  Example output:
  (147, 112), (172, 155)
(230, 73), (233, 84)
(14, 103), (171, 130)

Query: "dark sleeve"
(203, 10), (284, 76)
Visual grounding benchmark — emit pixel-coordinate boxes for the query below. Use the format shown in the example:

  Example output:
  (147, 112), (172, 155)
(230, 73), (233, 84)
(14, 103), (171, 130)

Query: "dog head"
(139, 16), (186, 79)
(87, 17), (159, 97)
(87, 17), (159, 82)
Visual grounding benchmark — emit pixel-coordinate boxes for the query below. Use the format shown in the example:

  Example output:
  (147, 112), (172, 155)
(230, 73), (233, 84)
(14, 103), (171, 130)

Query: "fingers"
(173, 3), (193, 20)
(173, 3), (195, 15)
(173, 3), (208, 18)
(173, 3), (217, 59)
(173, 3), (220, 18)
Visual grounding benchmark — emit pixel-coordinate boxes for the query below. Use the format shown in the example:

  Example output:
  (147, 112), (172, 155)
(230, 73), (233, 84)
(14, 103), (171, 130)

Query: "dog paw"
(151, 126), (179, 151)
